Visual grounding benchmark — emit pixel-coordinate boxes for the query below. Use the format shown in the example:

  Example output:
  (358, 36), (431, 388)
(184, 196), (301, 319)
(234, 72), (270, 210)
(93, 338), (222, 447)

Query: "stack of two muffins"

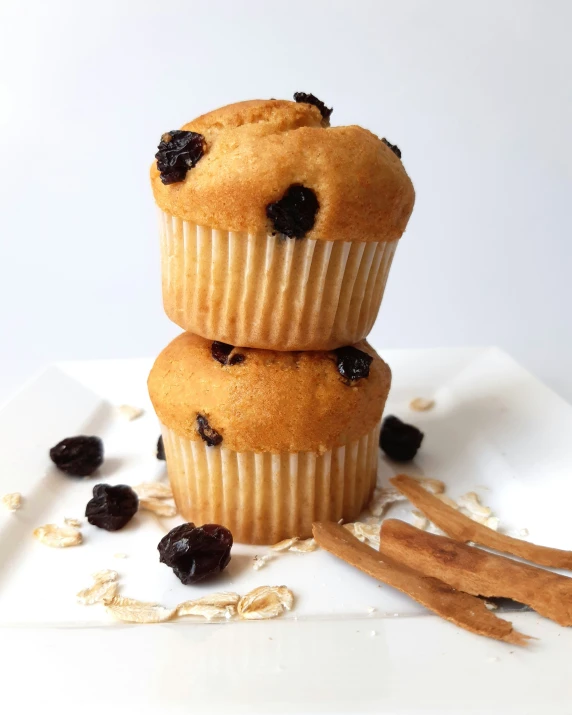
(148, 96), (415, 544)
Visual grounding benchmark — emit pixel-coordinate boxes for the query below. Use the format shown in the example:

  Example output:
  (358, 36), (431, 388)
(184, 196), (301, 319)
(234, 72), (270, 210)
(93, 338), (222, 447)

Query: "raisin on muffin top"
(150, 98), (414, 243)
(147, 332), (391, 454)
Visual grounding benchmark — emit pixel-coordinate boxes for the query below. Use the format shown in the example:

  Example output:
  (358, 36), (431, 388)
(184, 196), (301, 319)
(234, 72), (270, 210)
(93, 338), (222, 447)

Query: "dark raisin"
(85, 484), (139, 531)
(293, 92), (333, 122)
(49, 436), (104, 477)
(156, 435), (166, 460)
(266, 184), (319, 239)
(211, 341), (245, 366)
(158, 522), (232, 584)
(379, 416), (424, 462)
(155, 130), (205, 184)
(334, 346), (373, 381)
(197, 414), (223, 447)
(382, 138), (402, 159)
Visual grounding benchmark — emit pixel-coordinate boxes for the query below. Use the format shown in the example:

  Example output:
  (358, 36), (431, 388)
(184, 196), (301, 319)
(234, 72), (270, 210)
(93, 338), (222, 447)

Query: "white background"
(0, 0), (571, 402)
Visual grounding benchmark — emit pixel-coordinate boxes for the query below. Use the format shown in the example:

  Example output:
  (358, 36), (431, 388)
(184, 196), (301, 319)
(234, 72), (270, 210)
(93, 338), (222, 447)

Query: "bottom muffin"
(148, 333), (390, 544)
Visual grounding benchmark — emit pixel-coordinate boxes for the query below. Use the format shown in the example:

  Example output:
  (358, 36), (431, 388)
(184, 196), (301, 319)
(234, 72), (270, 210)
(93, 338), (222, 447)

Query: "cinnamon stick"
(391, 474), (572, 570)
(312, 521), (531, 646)
(380, 519), (572, 626)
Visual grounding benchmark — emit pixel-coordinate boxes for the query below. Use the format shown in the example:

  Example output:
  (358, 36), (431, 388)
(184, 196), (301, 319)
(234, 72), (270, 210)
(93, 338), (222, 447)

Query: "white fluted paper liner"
(161, 422), (381, 545)
(159, 211), (397, 351)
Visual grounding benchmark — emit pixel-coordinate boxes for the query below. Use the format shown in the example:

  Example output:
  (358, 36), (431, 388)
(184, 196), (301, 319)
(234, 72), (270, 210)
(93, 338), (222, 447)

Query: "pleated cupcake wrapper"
(159, 211), (397, 350)
(161, 422), (381, 545)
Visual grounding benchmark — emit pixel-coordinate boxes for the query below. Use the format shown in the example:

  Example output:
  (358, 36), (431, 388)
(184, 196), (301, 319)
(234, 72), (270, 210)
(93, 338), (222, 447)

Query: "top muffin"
(150, 97), (415, 243)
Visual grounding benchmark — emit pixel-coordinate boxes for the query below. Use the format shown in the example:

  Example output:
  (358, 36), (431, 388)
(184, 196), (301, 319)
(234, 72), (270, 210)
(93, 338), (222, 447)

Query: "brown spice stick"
(391, 474), (572, 570)
(380, 519), (572, 626)
(312, 521), (531, 646)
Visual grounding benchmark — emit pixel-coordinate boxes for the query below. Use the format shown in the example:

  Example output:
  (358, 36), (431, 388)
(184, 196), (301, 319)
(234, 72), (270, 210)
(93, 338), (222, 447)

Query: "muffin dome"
(147, 332), (391, 454)
(150, 98), (415, 243)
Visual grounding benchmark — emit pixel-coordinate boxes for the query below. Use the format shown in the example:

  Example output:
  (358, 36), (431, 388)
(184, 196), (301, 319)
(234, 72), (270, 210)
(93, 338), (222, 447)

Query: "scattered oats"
(114, 552), (128, 559)
(436, 494), (459, 510)
(457, 492), (492, 518)
(426, 523), (446, 536)
(33, 523), (82, 548)
(337, 518), (344, 525)
(485, 516), (500, 531)
(409, 397), (435, 412)
(369, 486), (406, 517)
(1, 492), (22, 512)
(138, 497), (177, 517)
(133, 482), (173, 500)
(77, 570), (119, 605)
(117, 404), (144, 421)
(519, 528), (529, 538)
(485, 601), (498, 611)
(177, 592), (240, 621)
(418, 477), (445, 495)
(92, 569), (118, 582)
(271, 536), (300, 552)
(289, 537), (318, 553)
(343, 521), (380, 547)
(253, 553), (275, 570)
(238, 586), (294, 620)
(367, 606), (376, 615)
(106, 596), (176, 623)
(370, 630), (377, 637)
(64, 517), (82, 528)
(412, 510), (429, 531)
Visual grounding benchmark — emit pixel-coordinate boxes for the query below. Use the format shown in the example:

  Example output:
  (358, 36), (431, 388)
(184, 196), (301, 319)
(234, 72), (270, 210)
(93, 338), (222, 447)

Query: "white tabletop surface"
(0, 0), (571, 404)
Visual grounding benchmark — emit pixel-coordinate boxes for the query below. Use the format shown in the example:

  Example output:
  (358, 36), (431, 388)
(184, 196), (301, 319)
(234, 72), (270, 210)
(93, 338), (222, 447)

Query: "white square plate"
(1, 346), (572, 713)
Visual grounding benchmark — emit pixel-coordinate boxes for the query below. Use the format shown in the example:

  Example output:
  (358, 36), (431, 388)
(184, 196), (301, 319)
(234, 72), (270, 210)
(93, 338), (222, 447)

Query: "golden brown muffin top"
(150, 98), (414, 243)
(148, 332), (391, 453)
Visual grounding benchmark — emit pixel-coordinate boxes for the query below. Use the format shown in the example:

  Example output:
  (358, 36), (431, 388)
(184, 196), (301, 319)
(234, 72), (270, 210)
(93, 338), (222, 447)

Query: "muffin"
(148, 332), (391, 544)
(150, 95), (414, 351)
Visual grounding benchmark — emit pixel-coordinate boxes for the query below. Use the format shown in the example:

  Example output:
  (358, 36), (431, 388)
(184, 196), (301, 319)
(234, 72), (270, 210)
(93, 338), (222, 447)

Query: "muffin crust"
(151, 99), (414, 243)
(148, 332), (391, 453)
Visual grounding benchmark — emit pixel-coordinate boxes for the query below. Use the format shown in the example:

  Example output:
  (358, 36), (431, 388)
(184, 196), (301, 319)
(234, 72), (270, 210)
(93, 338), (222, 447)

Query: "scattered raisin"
(379, 416), (424, 462)
(197, 414), (223, 447)
(85, 484), (139, 531)
(156, 435), (166, 460)
(49, 436), (104, 477)
(211, 341), (245, 366)
(382, 138), (402, 159)
(293, 92), (333, 122)
(158, 522), (233, 584)
(334, 346), (373, 381)
(266, 184), (319, 239)
(155, 129), (205, 184)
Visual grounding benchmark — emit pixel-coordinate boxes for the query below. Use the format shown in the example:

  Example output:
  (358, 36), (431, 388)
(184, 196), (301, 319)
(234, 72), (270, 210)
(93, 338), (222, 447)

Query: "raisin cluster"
(379, 416), (424, 462)
(158, 522), (233, 584)
(49, 436), (104, 477)
(382, 138), (402, 159)
(197, 414), (223, 447)
(293, 92), (333, 122)
(266, 184), (319, 239)
(85, 484), (139, 531)
(155, 129), (205, 184)
(334, 346), (373, 381)
(211, 341), (245, 366)
(156, 435), (166, 460)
